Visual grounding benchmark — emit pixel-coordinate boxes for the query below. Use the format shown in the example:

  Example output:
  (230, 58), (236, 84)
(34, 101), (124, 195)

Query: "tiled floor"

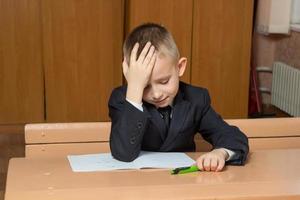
(249, 104), (291, 118)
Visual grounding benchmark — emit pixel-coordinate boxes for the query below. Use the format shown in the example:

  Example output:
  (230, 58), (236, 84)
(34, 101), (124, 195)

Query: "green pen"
(170, 165), (200, 175)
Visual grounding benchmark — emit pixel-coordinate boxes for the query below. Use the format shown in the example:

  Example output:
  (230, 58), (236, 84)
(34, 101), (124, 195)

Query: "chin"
(156, 99), (171, 108)
(156, 103), (168, 108)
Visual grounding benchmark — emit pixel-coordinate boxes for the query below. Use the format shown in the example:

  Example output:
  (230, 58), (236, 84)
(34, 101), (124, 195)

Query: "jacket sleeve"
(108, 88), (150, 162)
(197, 89), (249, 165)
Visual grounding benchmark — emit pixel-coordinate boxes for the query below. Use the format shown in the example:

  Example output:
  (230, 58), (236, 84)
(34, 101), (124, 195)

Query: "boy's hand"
(196, 149), (229, 172)
(123, 42), (157, 104)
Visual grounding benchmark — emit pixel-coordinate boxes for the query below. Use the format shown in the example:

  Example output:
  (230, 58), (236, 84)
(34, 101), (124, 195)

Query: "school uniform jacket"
(108, 81), (249, 165)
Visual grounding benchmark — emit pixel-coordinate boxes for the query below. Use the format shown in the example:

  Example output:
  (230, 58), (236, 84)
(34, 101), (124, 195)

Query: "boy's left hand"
(196, 149), (229, 172)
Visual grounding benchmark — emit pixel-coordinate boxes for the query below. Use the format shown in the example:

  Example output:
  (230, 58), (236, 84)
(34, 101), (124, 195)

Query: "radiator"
(271, 62), (300, 116)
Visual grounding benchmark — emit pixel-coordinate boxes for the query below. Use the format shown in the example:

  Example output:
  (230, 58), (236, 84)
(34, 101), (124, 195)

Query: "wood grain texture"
(126, 0), (193, 83)
(195, 136), (300, 152)
(42, 0), (124, 122)
(23, 118), (300, 157)
(249, 137), (300, 150)
(25, 122), (110, 144)
(5, 150), (300, 200)
(191, 0), (253, 118)
(25, 143), (110, 158)
(0, 0), (44, 123)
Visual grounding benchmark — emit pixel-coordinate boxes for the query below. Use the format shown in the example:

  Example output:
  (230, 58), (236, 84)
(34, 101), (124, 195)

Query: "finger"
(196, 156), (204, 171)
(203, 157), (211, 171)
(146, 51), (157, 72)
(137, 41), (151, 63)
(130, 43), (139, 65)
(216, 158), (225, 172)
(210, 158), (218, 171)
(143, 45), (155, 65)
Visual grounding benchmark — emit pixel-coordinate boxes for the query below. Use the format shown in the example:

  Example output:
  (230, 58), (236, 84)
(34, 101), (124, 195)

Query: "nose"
(151, 88), (163, 101)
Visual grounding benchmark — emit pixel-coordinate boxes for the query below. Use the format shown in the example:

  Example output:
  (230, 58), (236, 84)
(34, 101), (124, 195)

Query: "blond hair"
(123, 23), (179, 64)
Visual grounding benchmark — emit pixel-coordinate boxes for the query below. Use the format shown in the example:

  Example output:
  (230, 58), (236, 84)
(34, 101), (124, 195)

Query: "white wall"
(291, 0), (300, 24)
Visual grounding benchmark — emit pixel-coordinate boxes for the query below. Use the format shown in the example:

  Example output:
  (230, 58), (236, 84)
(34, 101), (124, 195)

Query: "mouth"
(153, 97), (168, 105)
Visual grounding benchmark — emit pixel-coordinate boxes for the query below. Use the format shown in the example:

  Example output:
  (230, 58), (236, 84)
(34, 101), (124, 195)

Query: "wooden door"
(191, 0), (253, 118)
(0, 0), (44, 124)
(42, 0), (124, 122)
(126, 0), (193, 83)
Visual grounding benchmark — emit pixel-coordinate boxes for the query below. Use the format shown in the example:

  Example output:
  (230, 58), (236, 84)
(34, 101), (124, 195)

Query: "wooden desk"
(5, 149), (300, 200)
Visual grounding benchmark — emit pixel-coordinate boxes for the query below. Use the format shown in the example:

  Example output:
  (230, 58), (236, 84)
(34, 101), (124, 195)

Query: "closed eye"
(160, 79), (169, 84)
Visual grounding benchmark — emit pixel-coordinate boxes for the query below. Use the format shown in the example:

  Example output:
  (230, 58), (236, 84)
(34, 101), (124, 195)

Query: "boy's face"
(142, 53), (186, 108)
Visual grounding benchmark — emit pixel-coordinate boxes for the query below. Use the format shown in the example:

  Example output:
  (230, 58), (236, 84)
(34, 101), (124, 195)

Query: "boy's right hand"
(196, 149), (228, 172)
(123, 42), (157, 104)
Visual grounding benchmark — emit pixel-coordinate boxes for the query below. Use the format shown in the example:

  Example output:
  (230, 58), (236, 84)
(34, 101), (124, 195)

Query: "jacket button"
(137, 122), (142, 129)
(130, 136), (136, 144)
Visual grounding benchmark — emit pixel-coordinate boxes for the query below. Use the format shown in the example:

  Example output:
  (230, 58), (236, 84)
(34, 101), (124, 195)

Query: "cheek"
(165, 80), (179, 96)
(142, 89), (150, 99)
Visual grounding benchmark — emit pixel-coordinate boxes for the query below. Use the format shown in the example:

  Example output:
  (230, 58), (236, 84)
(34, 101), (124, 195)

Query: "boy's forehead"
(151, 54), (176, 78)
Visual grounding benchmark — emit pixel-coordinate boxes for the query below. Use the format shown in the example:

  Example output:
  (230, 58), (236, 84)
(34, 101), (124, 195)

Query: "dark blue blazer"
(108, 82), (249, 164)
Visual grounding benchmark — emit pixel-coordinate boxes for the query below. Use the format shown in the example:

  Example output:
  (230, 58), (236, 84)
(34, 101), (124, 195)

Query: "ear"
(124, 56), (129, 66)
(177, 57), (187, 77)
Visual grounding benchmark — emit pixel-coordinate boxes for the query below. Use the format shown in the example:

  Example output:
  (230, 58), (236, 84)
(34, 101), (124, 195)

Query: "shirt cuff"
(219, 148), (236, 161)
(126, 99), (143, 111)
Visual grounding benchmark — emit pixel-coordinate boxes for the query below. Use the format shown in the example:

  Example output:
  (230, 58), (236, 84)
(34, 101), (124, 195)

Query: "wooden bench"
(25, 118), (300, 158)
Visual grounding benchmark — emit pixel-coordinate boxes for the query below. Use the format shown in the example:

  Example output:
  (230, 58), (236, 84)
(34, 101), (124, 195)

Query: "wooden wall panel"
(126, 0), (193, 83)
(42, 0), (124, 122)
(191, 0), (253, 118)
(0, 125), (25, 198)
(0, 0), (44, 123)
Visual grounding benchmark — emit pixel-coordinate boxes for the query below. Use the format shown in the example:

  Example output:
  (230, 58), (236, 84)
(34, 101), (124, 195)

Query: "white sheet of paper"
(68, 151), (195, 172)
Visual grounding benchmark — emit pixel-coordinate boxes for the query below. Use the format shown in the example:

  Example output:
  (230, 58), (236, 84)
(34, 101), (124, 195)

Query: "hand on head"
(123, 41), (157, 105)
(123, 41), (157, 88)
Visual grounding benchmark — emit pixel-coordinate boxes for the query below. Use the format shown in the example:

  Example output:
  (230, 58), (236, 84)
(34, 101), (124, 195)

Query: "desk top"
(5, 149), (300, 200)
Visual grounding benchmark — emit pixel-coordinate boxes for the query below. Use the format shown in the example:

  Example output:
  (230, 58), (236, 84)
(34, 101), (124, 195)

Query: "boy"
(108, 23), (248, 172)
